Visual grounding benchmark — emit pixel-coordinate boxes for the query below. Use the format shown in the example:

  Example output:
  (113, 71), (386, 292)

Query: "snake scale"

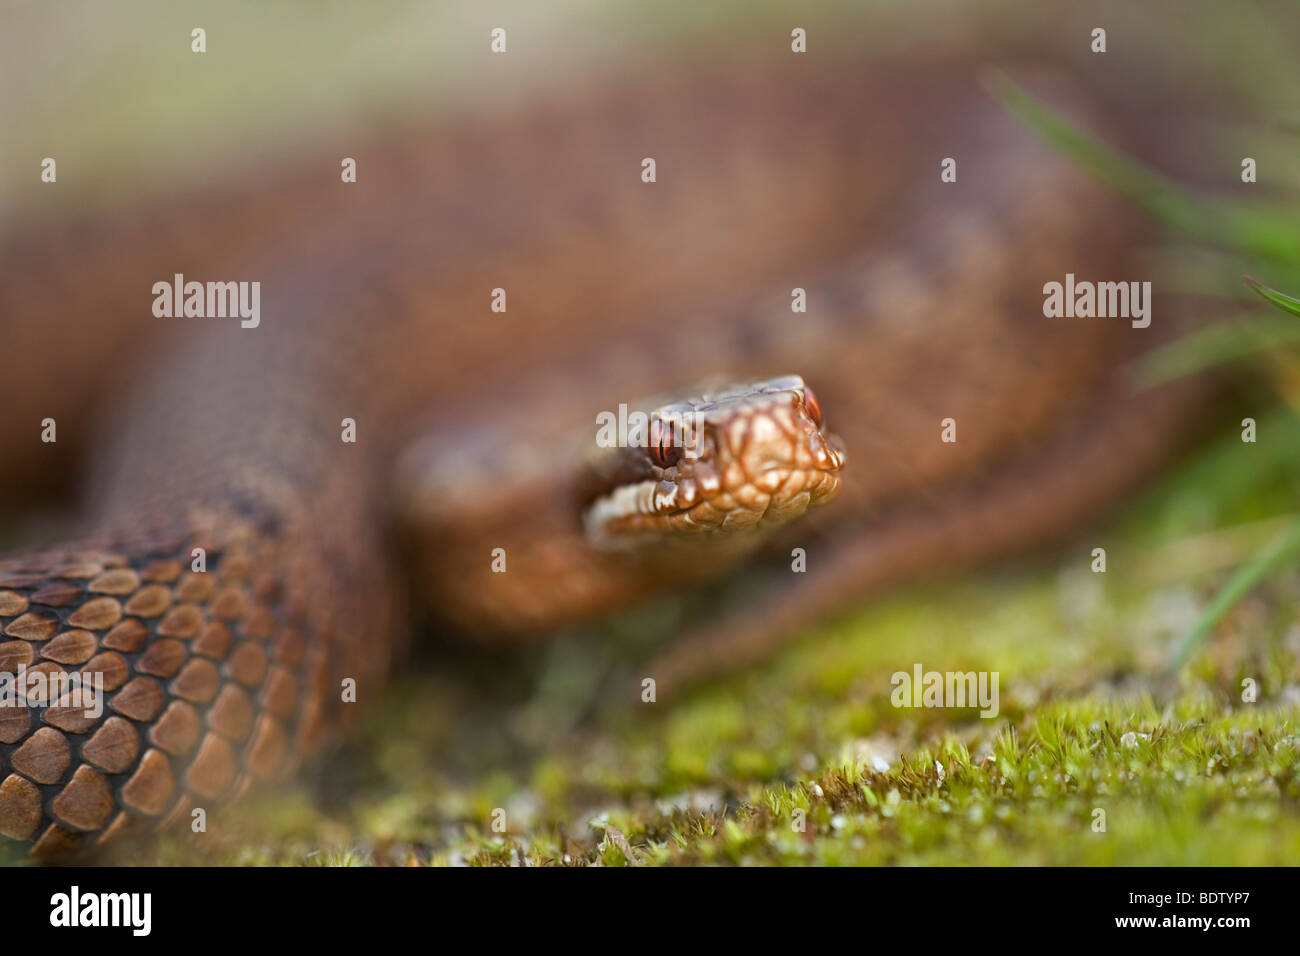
(0, 50), (1216, 859)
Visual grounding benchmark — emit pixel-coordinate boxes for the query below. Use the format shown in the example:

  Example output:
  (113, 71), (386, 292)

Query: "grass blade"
(1170, 515), (1300, 670)
(984, 71), (1300, 264)
(1244, 275), (1300, 317)
(1137, 314), (1300, 386)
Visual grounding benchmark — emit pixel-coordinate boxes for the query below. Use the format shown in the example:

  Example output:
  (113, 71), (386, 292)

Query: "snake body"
(0, 54), (1213, 857)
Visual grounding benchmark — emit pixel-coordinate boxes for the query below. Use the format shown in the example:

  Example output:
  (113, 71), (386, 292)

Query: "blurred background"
(4, 0), (1299, 218)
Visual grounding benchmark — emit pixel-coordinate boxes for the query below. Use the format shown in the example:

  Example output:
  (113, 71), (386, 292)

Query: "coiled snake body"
(0, 54), (1211, 857)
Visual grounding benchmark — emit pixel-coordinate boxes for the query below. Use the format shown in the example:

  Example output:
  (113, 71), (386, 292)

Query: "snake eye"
(802, 385), (824, 428)
(649, 419), (683, 468)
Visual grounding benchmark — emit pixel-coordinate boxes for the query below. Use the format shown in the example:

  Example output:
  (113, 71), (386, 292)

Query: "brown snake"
(0, 51), (1216, 858)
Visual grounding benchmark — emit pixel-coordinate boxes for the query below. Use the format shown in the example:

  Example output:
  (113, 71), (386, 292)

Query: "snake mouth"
(582, 375), (845, 552)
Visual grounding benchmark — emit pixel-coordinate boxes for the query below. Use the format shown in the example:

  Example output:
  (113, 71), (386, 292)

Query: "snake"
(0, 50), (1217, 859)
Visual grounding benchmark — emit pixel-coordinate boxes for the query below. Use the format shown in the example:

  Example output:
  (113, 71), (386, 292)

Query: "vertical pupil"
(803, 386), (823, 426)
(651, 420), (679, 466)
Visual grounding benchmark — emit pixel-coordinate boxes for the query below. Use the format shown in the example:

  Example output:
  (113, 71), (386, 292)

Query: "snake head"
(583, 375), (845, 552)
